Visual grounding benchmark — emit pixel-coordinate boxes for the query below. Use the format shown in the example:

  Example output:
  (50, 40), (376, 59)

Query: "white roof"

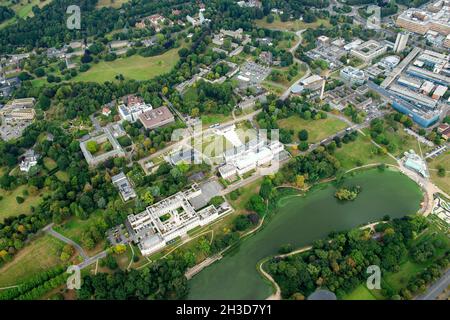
(433, 85), (448, 97)
(301, 74), (323, 86)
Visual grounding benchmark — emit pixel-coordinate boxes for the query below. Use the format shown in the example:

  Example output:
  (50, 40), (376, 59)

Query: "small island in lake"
(335, 185), (362, 201)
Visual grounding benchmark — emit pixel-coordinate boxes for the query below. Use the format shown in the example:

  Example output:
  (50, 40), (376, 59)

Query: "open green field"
(428, 151), (450, 196)
(343, 284), (377, 300)
(334, 134), (397, 171)
(255, 17), (331, 31)
(382, 128), (433, 158)
(53, 210), (105, 255)
(0, 185), (45, 222)
(72, 49), (180, 83)
(200, 114), (233, 128)
(43, 157), (58, 171)
(277, 115), (348, 144)
(0, 234), (64, 287)
(227, 179), (262, 212)
(96, 0), (130, 8)
(55, 171), (70, 182)
(0, 0), (52, 29)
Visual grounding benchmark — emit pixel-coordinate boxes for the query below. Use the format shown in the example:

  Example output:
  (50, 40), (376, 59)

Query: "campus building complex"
(350, 40), (387, 62)
(340, 66), (366, 85)
(396, 1), (450, 36)
(126, 184), (233, 255)
(0, 98), (36, 123)
(216, 125), (285, 179)
(379, 48), (449, 127)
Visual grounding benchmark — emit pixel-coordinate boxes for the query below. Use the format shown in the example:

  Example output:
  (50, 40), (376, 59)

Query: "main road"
(415, 269), (450, 300)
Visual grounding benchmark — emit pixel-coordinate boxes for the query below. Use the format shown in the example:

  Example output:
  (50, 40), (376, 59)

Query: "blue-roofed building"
(391, 100), (440, 128)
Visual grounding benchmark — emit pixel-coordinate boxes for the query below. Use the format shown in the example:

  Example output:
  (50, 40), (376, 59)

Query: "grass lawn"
(72, 49), (180, 83)
(381, 127), (433, 158)
(0, 186), (45, 222)
(0, 234), (64, 287)
(55, 171), (70, 182)
(383, 223), (450, 293)
(53, 210), (106, 255)
(342, 284), (377, 300)
(383, 260), (425, 293)
(428, 151), (450, 196)
(43, 157), (58, 171)
(277, 115), (348, 144)
(96, 0), (130, 8)
(334, 134), (397, 171)
(255, 17), (331, 31)
(200, 114), (233, 128)
(227, 179), (262, 212)
(0, 0), (52, 29)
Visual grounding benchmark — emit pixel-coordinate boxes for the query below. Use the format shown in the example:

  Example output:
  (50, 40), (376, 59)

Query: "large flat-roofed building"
(126, 184), (233, 255)
(389, 84), (438, 109)
(138, 106), (175, 130)
(396, 1), (450, 36)
(112, 172), (137, 202)
(340, 66), (366, 85)
(118, 95), (152, 123)
(391, 98), (440, 128)
(0, 98), (36, 123)
(398, 76), (423, 90)
(80, 127), (126, 167)
(406, 65), (450, 86)
(350, 40), (387, 62)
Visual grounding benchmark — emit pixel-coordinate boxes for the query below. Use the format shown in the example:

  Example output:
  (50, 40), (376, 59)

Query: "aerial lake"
(187, 169), (423, 299)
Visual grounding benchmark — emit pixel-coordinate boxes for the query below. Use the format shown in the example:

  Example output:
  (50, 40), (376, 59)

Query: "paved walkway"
(43, 224), (107, 270)
(43, 224), (89, 260)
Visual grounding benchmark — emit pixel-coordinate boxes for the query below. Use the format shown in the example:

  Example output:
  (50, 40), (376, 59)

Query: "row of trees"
(78, 256), (189, 299)
(0, 5), (14, 23)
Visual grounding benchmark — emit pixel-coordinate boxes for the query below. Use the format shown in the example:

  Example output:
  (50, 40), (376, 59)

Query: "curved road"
(43, 224), (89, 260)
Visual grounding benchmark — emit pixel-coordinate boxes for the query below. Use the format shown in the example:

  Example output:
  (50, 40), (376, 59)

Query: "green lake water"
(187, 169), (423, 300)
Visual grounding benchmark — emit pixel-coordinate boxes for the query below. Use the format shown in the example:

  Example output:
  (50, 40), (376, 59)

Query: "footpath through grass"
(0, 235), (64, 287)
(334, 134), (397, 171)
